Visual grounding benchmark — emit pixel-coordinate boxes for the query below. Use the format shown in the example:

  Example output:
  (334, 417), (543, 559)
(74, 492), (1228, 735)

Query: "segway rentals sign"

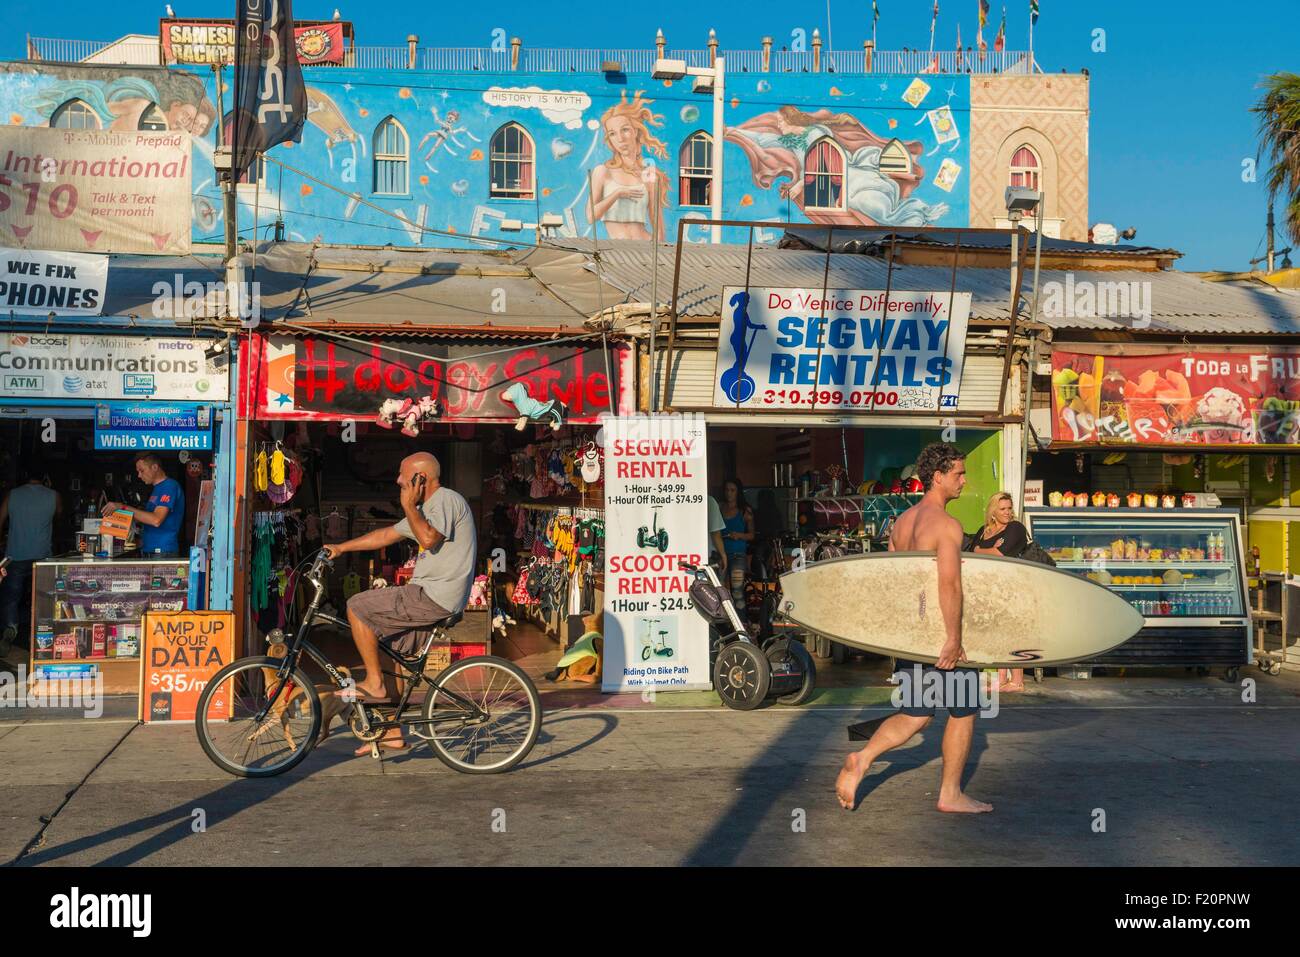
(713, 287), (972, 413)
(602, 415), (711, 694)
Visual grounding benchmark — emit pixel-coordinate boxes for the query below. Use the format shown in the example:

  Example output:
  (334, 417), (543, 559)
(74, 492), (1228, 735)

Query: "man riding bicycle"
(324, 452), (476, 754)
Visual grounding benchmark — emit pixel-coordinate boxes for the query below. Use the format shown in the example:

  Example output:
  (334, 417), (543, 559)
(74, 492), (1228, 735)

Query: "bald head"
(398, 452), (441, 493)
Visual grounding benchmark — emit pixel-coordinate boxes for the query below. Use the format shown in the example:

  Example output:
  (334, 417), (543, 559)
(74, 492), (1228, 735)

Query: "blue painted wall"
(0, 62), (970, 247)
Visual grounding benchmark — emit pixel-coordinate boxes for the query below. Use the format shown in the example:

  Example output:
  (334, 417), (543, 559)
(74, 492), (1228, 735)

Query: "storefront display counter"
(30, 554), (191, 695)
(1024, 508), (1251, 675)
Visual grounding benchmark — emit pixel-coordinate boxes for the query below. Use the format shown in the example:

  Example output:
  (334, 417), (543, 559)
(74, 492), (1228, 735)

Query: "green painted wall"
(1249, 519), (1285, 575)
(1249, 456), (1285, 506)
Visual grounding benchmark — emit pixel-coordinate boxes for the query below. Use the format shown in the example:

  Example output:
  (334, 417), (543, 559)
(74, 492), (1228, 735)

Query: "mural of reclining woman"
(586, 90), (670, 241)
(726, 105), (949, 227)
(24, 69), (216, 139)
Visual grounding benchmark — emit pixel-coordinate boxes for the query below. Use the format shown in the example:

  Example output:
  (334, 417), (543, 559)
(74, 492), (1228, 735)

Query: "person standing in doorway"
(103, 453), (185, 557)
(707, 495), (728, 577)
(718, 478), (755, 606)
(971, 492), (1030, 692)
(0, 461), (61, 654)
(835, 442), (993, 814)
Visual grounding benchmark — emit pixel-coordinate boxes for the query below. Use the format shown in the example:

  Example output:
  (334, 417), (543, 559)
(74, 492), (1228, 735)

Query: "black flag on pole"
(228, 0), (306, 176)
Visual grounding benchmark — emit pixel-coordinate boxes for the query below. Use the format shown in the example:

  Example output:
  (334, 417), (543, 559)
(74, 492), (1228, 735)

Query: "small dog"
(261, 642), (353, 748)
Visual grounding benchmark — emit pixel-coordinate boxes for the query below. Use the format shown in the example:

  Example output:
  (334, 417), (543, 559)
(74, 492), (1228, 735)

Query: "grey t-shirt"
(393, 486), (477, 613)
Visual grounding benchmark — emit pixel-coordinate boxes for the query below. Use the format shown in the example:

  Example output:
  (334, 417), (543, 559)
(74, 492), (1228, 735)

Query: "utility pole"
(1267, 205), (1276, 274)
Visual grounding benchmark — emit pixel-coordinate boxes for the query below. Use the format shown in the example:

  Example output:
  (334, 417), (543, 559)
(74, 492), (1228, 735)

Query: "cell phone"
(0, 556), (9, 572)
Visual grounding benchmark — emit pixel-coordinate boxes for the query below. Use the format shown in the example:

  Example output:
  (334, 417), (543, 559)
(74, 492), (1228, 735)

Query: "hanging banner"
(0, 248), (106, 316)
(713, 286), (971, 413)
(160, 18), (348, 65)
(140, 610), (235, 722)
(94, 403), (213, 451)
(0, 333), (229, 401)
(229, 0), (307, 176)
(0, 127), (191, 256)
(1051, 350), (1300, 447)
(255, 334), (630, 421)
(602, 415), (711, 694)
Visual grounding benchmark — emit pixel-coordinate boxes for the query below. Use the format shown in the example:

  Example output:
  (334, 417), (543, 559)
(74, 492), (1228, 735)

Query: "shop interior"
(244, 419), (606, 686)
(1027, 447), (1300, 671)
(704, 423), (1003, 683)
(0, 414), (217, 689)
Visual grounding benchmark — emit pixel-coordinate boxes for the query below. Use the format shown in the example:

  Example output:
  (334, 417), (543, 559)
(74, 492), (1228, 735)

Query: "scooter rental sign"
(602, 415), (711, 694)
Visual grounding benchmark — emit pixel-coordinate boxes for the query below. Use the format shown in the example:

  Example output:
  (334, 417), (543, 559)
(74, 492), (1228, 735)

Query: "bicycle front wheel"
(423, 656), (541, 774)
(196, 656), (322, 778)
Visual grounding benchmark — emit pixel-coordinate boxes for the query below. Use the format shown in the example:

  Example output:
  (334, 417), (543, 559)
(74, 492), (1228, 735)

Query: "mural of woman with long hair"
(726, 105), (949, 227)
(23, 69), (216, 138)
(587, 90), (670, 240)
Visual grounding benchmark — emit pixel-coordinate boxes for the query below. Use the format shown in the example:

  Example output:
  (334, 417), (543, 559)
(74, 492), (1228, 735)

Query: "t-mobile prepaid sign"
(601, 415), (711, 695)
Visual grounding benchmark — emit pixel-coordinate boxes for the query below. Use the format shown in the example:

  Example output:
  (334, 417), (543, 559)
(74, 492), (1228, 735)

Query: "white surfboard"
(778, 552), (1144, 667)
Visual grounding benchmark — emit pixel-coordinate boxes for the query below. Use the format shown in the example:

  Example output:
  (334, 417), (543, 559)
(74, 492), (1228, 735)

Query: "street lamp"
(1005, 186), (1045, 517)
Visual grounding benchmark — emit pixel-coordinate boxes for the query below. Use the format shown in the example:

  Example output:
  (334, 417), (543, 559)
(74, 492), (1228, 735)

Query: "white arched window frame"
(373, 116), (410, 196)
(679, 132), (713, 207)
(489, 123), (535, 199)
(50, 99), (101, 130)
(804, 138), (846, 211)
(879, 139), (913, 175)
(138, 103), (168, 131)
(1009, 145), (1040, 191)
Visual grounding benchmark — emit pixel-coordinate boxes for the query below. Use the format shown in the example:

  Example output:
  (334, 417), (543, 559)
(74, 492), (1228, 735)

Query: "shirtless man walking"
(835, 442), (993, 814)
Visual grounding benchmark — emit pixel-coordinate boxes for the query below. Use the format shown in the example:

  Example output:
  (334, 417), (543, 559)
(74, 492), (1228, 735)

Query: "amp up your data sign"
(713, 287), (972, 413)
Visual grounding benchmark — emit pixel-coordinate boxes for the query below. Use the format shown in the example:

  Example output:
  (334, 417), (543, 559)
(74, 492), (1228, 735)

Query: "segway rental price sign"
(714, 287), (972, 412)
(602, 415), (711, 694)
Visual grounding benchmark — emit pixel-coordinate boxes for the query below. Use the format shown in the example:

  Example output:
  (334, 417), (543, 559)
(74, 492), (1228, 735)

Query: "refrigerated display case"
(1023, 508), (1250, 676)
(29, 556), (191, 696)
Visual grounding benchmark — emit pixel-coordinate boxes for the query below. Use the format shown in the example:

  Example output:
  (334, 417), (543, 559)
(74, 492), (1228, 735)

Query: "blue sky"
(6, 0), (1297, 271)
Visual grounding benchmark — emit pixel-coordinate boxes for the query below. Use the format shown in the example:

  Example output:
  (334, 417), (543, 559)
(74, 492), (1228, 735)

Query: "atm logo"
(3, 374), (43, 392)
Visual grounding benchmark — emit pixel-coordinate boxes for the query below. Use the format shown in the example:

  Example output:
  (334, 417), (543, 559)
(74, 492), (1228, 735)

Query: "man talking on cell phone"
(324, 452), (476, 754)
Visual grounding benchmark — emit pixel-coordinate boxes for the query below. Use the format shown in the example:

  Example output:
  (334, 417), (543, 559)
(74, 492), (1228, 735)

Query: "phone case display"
(30, 558), (191, 694)
(1023, 509), (1249, 670)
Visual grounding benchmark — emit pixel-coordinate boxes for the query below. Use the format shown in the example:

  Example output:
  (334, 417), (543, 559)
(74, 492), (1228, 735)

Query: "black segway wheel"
(714, 642), (770, 711)
(769, 639), (817, 706)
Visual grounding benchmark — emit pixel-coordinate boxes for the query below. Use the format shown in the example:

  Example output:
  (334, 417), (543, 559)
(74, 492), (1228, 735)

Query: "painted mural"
(0, 62), (970, 247)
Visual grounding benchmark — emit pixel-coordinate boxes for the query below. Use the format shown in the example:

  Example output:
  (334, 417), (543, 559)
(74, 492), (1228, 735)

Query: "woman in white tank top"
(587, 91), (670, 241)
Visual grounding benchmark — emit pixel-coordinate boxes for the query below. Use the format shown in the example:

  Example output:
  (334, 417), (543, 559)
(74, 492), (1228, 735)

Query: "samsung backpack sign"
(713, 286), (972, 414)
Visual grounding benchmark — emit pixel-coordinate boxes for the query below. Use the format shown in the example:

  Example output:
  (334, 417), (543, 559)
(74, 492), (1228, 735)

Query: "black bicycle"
(195, 550), (541, 778)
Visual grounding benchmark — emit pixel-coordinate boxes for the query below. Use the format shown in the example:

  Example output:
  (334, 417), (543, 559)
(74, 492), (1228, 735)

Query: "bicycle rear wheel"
(423, 656), (541, 773)
(196, 656), (322, 778)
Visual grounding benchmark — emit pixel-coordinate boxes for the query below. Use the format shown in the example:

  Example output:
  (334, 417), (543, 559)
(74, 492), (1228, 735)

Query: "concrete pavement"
(4, 671), (1299, 866)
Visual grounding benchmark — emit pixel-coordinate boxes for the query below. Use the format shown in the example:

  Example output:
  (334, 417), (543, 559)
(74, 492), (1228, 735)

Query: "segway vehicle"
(681, 562), (816, 710)
(637, 507), (669, 552)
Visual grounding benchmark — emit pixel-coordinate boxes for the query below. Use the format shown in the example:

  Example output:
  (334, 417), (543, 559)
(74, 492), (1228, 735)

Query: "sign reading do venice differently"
(0, 126), (192, 256)
(713, 286), (972, 413)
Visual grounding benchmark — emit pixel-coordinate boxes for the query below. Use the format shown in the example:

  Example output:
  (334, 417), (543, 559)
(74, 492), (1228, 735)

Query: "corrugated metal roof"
(568, 240), (1300, 335)
(236, 242), (624, 330)
(780, 226), (1181, 258)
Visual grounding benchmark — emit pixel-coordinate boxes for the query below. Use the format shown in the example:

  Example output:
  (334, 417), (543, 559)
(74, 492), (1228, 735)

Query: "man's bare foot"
(937, 792), (994, 813)
(354, 730), (406, 756)
(1000, 683), (1025, 693)
(835, 752), (870, 809)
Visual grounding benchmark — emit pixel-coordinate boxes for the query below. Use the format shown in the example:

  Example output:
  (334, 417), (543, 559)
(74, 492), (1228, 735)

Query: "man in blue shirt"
(103, 453), (185, 556)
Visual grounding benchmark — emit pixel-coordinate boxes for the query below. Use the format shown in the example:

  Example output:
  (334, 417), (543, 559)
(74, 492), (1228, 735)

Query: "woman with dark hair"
(718, 478), (755, 605)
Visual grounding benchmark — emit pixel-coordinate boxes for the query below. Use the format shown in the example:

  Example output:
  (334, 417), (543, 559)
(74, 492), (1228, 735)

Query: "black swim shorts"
(894, 659), (982, 719)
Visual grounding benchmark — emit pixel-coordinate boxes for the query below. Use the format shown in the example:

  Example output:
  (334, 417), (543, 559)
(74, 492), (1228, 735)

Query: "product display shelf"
(1023, 508), (1251, 673)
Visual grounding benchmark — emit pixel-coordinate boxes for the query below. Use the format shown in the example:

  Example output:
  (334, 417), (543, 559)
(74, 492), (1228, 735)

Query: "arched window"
(489, 123), (535, 199)
(1009, 145), (1040, 190)
(879, 139), (913, 175)
(138, 103), (168, 131)
(679, 132), (712, 207)
(373, 117), (409, 195)
(804, 138), (845, 210)
(50, 99), (101, 130)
